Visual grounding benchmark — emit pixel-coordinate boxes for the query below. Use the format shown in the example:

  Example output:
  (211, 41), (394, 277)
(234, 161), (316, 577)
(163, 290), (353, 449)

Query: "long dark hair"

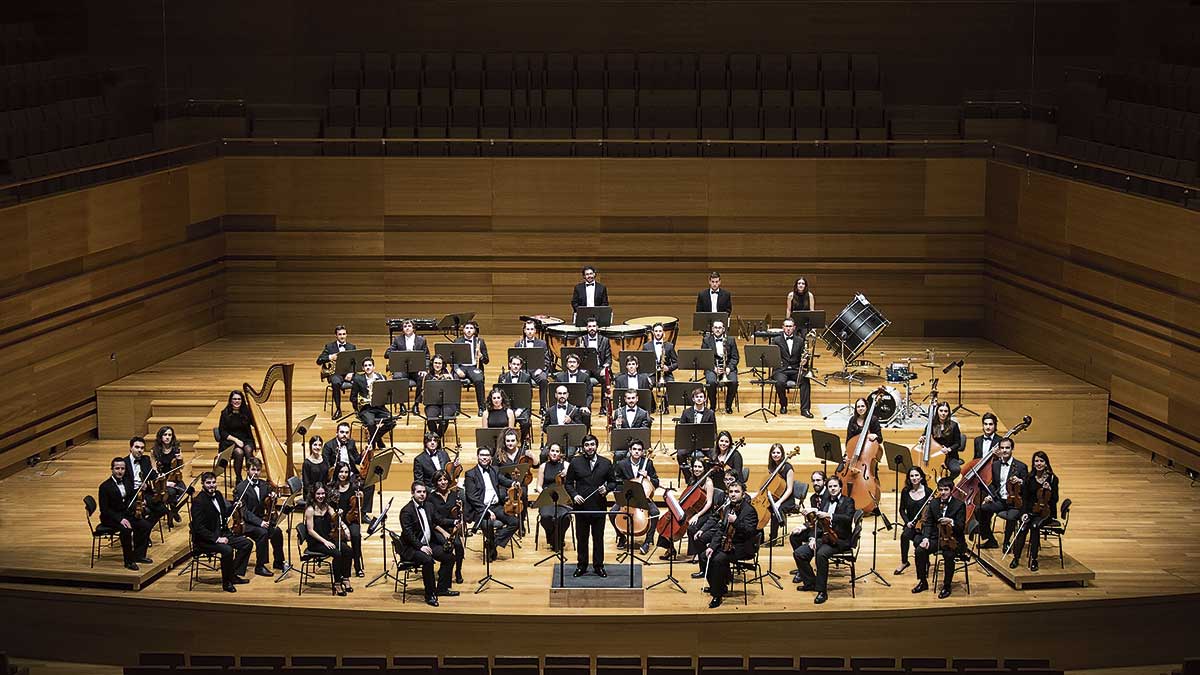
(223, 390), (248, 418)
(488, 387), (511, 410)
(153, 425), (180, 455)
(767, 443), (788, 471)
(933, 401), (953, 437)
(1031, 450), (1053, 476)
(903, 466), (929, 494)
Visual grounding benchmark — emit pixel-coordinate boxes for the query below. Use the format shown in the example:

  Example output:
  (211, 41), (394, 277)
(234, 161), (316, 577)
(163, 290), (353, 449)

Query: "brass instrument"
(357, 372), (378, 408)
(320, 359), (336, 380)
(714, 353), (730, 384)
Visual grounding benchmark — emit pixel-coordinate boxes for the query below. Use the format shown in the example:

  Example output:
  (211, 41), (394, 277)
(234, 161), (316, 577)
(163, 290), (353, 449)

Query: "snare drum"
(627, 315), (679, 344)
(546, 324), (586, 366)
(519, 314), (564, 340)
(874, 386), (902, 424)
(600, 323), (649, 352)
(886, 362), (915, 383)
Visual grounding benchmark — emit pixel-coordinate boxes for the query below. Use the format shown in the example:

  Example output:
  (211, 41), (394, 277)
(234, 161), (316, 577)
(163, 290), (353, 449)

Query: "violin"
(517, 440), (536, 486)
(448, 443), (464, 482)
(721, 500), (736, 553)
(231, 505), (245, 535)
(836, 387), (887, 514)
(262, 485), (279, 525)
(1031, 472), (1054, 518)
(1005, 475), (1024, 510)
(503, 478), (523, 517)
(804, 510), (839, 545)
(937, 519), (959, 553)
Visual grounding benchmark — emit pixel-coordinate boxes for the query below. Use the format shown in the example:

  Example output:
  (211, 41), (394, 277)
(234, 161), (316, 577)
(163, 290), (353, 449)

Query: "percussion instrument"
(519, 314), (564, 340)
(753, 327), (784, 343)
(386, 317), (439, 340)
(627, 315), (679, 344)
(546, 324), (586, 365)
(600, 323), (649, 352)
(886, 361), (916, 383)
(874, 386), (901, 424)
(821, 294), (890, 363)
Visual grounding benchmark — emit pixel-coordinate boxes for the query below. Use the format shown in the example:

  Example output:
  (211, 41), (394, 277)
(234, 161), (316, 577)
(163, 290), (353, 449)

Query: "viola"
(836, 387), (887, 514)
(954, 415), (1032, 523)
(804, 510), (840, 545)
(1005, 475), (1024, 510)
(503, 480), (523, 517)
(1031, 472), (1054, 518)
(721, 501), (737, 553)
(937, 519), (959, 553)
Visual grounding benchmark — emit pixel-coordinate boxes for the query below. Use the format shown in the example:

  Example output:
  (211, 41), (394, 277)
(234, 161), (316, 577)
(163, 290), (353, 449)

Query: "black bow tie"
(586, 283), (594, 287)
(559, 405), (567, 410)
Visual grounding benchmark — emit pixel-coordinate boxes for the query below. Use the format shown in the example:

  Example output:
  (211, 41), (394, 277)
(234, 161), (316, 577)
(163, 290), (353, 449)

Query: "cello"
(749, 446), (801, 529)
(953, 415), (1032, 522)
(836, 387), (887, 514)
(909, 379), (950, 476)
(613, 448), (658, 541)
(656, 439), (744, 542)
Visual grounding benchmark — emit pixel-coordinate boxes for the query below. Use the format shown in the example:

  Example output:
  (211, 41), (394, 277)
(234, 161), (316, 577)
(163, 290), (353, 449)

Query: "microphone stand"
(947, 357), (979, 417)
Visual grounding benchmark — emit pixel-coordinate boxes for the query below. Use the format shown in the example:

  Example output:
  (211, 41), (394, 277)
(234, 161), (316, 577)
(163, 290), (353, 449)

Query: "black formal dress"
(564, 451), (614, 571)
(691, 487), (725, 569)
(98, 475), (151, 565)
(217, 408), (256, 480)
(846, 416), (884, 445)
(931, 420), (967, 474)
(301, 457), (329, 500)
(398, 499), (455, 598)
(191, 489), (253, 584)
(428, 488), (466, 578)
(333, 485), (365, 575)
(422, 372), (459, 438)
(1008, 472), (1060, 564)
(233, 477), (285, 570)
(705, 496), (759, 599)
(317, 339), (357, 413)
(322, 437), (374, 511)
(536, 459), (572, 551)
(793, 493), (856, 593)
(305, 506), (352, 582)
(701, 333), (739, 412)
(495, 370), (536, 436)
(770, 333), (810, 414)
(766, 460), (797, 542)
(897, 486), (929, 567)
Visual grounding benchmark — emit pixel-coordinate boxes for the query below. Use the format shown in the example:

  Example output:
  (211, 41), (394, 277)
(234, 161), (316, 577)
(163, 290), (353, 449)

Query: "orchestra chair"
(1040, 498), (1071, 568)
(390, 550), (422, 603)
(294, 522), (337, 596)
(184, 532), (223, 591)
(715, 378), (740, 413)
(932, 540), (972, 596)
(322, 374), (353, 414)
(826, 508), (866, 597)
(84, 495), (119, 567)
(729, 540), (766, 605)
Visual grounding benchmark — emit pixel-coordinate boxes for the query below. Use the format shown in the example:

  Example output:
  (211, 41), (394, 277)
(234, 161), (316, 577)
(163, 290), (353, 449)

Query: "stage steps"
(140, 399), (217, 455)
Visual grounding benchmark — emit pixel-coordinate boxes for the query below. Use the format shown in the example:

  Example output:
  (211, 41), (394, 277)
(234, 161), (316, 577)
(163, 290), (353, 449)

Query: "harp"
(243, 363), (296, 488)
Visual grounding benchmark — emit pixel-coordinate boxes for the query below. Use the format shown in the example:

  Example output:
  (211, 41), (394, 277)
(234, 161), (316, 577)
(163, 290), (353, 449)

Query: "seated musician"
(412, 432), (452, 490)
(331, 462), (366, 579)
(702, 319), (740, 415)
(495, 426), (535, 528)
(316, 324), (356, 419)
(611, 388), (652, 455)
(304, 483), (352, 596)
(535, 443), (571, 553)
(398, 481), (458, 607)
(613, 355), (655, 413)
(542, 384), (591, 459)
(691, 469), (735, 577)
(846, 397), (884, 446)
(575, 317), (613, 412)
(711, 430), (743, 479)
(806, 470), (828, 507)
(920, 401), (965, 473)
(301, 436), (328, 501)
(704, 480), (758, 609)
(384, 318), (428, 414)
(464, 447), (519, 562)
(792, 475), (856, 605)
(977, 436), (1027, 550)
(322, 422), (362, 473)
(554, 353), (595, 411)
(428, 469), (466, 586)
(98, 456), (153, 571)
(608, 439), (660, 555)
(151, 426), (186, 523)
(895, 467), (930, 576)
(125, 436), (167, 529)
(670, 457), (716, 564)
(765, 442), (797, 544)
(676, 387), (717, 466)
(192, 471), (253, 593)
(482, 386), (518, 432)
(912, 476), (967, 599)
(351, 358), (395, 450)
(422, 354), (458, 439)
(1008, 450), (1059, 572)
(234, 458), (285, 577)
(565, 434), (613, 578)
(949, 412), (1000, 476)
(513, 320), (552, 410)
(217, 390), (257, 483)
(771, 318), (811, 417)
(642, 323), (679, 383)
(785, 276), (816, 316)
(570, 265), (609, 313)
(453, 320), (490, 417)
(496, 355), (536, 439)
(696, 271), (733, 314)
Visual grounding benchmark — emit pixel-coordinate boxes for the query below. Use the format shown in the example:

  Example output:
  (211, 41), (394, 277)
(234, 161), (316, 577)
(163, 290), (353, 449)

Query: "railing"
(993, 143), (1196, 205)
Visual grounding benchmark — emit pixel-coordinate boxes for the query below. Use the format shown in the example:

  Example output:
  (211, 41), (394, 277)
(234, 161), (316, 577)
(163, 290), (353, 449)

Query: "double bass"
(909, 379), (949, 476)
(953, 415), (1032, 522)
(656, 439), (744, 542)
(749, 446), (801, 529)
(836, 387), (887, 514)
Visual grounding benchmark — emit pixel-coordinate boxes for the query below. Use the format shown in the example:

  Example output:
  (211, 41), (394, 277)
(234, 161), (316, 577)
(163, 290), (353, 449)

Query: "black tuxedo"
(454, 336), (489, 410)
(233, 478), (284, 569)
(350, 372), (395, 448)
(573, 332), (613, 375)
(412, 449), (452, 489)
(916, 497), (967, 589)
(705, 496), (758, 598)
(976, 457), (1029, 545)
(700, 333), (740, 410)
(317, 340), (357, 412)
(695, 287), (733, 314)
(771, 332), (810, 413)
(512, 337), (552, 409)
(571, 281), (609, 310)
(98, 476), (151, 564)
(317, 340), (357, 366)
(554, 368), (595, 409)
(463, 465), (517, 550)
(607, 456), (661, 545)
(497, 370), (533, 385)
(565, 451), (614, 569)
(542, 402), (591, 457)
(613, 372), (654, 392)
(676, 407), (717, 464)
(642, 340), (679, 381)
(122, 454), (154, 489)
(611, 405), (651, 431)
(385, 333), (428, 403)
(398, 499), (454, 596)
(947, 432), (1000, 476)
(321, 438), (363, 472)
(190, 489), (253, 583)
(793, 494), (857, 593)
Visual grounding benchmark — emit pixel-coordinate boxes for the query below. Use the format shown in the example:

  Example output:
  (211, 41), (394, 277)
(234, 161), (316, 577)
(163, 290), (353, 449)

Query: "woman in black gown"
(534, 443), (571, 552)
(304, 483), (352, 596)
(895, 466), (930, 575)
(217, 390), (257, 482)
(785, 276), (816, 316)
(428, 469), (466, 585)
(1008, 450), (1060, 572)
(846, 397), (885, 445)
(301, 435), (327, 502)
(422, 354), (458, 438)
(331, 462), (365, 579)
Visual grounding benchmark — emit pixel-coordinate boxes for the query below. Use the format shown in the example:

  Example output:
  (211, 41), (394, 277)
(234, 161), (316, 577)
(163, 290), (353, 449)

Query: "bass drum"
(874, 386), (902, 425)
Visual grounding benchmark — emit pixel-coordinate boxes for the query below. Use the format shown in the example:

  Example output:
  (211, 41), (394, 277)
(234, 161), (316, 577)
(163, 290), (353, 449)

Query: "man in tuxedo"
(98, 456), (152, 571)
(496, 354), (535, 436)
(608, 439), (660, 555)
(946, 412), (1000, 476)
(792, 475), (856, 605)
(565, 434), (613, 577)
(384, 318), (428, 414)
(701, 319), (740, 414)
(553, 353), (594, 411)
(786, 470), (829, 551)
(612, 388), (652, 431)
(543, 385), (590, 459)
(976, 436), (1028, 549)
(398, 481), (458, 606)
(454, 320), (489, 415)
(772, 317), (811, 417)
(321, 422), (374, 515)
(124, 436), (169, 528)
(613, 355), (656, 414)
(642, 323), (679, 383)
(513, 320), (552, 410)
(350, 358), (394, 449)
(676, 387), (717, 465)
(695, 271), (733, 314)
(234, 458), (285, 577)
(705, 481), (758, 608)
(191, 471), (253, 592)
(463, 447), (518, 562)
(913, 476), (967, 599)
(412, 432), (453, 489)
(576, 317), (613, 412)
(570, 265), (609, 313)
(316, 325), (356, 419)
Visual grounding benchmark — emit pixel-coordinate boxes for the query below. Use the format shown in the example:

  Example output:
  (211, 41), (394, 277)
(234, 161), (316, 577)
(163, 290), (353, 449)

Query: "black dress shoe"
(455, 573), (464, 584)
(709, 596), (722, 608)
(938, 587), (952, 599)
(439, 588), (461, 597)
(1029, 558), (1039, 572)
(255, 565), (274, 577)
(223, 582), (237, 593)
(1009, 558), (1021, 569)
(573, 568), (586, 578)
(332, 409), (342, 420)
(398, 405), (408, 416)
(425, 596), (439, 607)
(814, 591), (828, 604)
(801, 410), (814, 419)
(724, 408), (733, 415)
(798, 582), (816, 592)
(791, 573), (804, 584)
(690, 571), (706, 579)
(355, 569), (365, 578)
(659, 552), (677, 561)
(911, 580), (929, 594)
(779, 406), (789, 415)
(137, 556), (153, 564)
(594, 567), (608, 578)
(615, 536), (628, 549)
(640, 542), (651, 555)
(981, 539), (1000, 549)
(124, 562), (139, 571)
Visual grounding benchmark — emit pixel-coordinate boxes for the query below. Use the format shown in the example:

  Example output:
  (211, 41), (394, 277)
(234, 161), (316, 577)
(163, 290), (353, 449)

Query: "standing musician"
(576, 317), (613, 410)
(894, 466), (930, 576)
(496, 355), (535, 440)
(301, 436), (328, 501)
(613, 355), (656, 413)
(711, 430), (743, 479)
(412, 432), (452, 490)
(304, 483), (353, 596)
(920, 401), (965, 472)
(350, 357), (395, 450)
(785, 276), (816, 315)
(696, 271), (733, 314)
(1008, 450), (1059, 572)
(398, 481), (458, 607)
(385, 318), (428, 414)
(765, 442), (797, 544)
(151, 426), (186, 523)
(464, 447), (518, 562)
(316, 325), (356, 419)
(704, 480), (758, 608)
(570, 265), (609, 313)
(331, 462), (366, 579)
(428, 469), (466, 585)
(98, 456), (153, 571)
(565, 434), (613, 577)
(947, 412), (1000, 476)
(217, 390), (257, 483)
(535, 443), (572, 553)
(642, 323), (680, 383)
(421, 354), (458, 439)
(125, 436), (167, 529)
(976, 436), (1028, 550)
(772, 318), (812, 417)
(846, 397), (884, 445)
(234, 458), (285, 577)
(609, 439), (660, 555)
(554, 353), (595, 411)
(912, 476), (967, 599)
(676, 387), (717, 466)
(513, 320), (553, 410)
(191, 471), (253, 593)
(702, 319), (740, 415)
(543, 384), (591, 457)
(792, 475), (856, 605)
(454, 320), (490, 417)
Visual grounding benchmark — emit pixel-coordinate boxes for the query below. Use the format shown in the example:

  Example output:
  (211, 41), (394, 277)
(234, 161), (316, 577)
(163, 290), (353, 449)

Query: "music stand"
(556, 381), (592, 410)
(561, 346), (600, 375)
(946, 354), (979, 417)
(609, 428), (651, 460)
(508, 347), (547, 372)
(664, 381), (700, 410)
(790, 310), (827, 335)
(437, 312), (476, 340)
(434, 342), (473, 369)
(811, 429), (843, 475)
(423, 379), (464, 444)
(692, 312), (729, 334)
(884, 441), (913, 541)
(370, 379), (410, 432)
(674, 423), (716, 465)
(619, 350), (656, 376)
(387, 350), (426, 413)
(677, 348), (714, 384)
(290, 414), (317, 465)
(213, 447), (235, 492)
(474, 427), (505, 452)
(364, 455), (400, 587)
(532, 484), (572, 580)
(743, 345), (781, 422)
(333, 348), (373, 378)
(573, 305), (613, 327)
(272, 488), (302, 583)
(543, 423), (588, 458)
(612, 480), (654, 583)
(495, 382), (534, 430)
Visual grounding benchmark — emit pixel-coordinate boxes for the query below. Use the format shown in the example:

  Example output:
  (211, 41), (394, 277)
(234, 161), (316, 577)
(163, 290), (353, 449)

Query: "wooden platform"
(977, 546), (1097, 590)
(547, 563), (645, 608)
